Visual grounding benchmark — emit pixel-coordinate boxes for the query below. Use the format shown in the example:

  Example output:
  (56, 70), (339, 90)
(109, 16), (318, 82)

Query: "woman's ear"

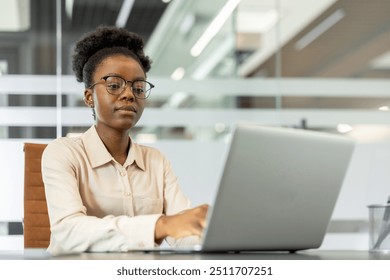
(83, 89), (94, 108)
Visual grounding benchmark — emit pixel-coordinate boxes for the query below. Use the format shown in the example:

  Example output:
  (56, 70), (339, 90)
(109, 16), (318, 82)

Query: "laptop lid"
(201, 123), (355, 252)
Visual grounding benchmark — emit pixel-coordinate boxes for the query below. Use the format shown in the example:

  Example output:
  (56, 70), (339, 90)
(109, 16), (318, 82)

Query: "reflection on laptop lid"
(199, 123), (355, 252)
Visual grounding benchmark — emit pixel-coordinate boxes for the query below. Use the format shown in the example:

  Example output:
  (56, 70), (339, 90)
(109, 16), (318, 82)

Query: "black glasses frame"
(89, 75), (154, 99)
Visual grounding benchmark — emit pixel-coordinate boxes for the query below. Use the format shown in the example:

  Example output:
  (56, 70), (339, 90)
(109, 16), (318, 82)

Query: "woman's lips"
(116, 105), (137, 113)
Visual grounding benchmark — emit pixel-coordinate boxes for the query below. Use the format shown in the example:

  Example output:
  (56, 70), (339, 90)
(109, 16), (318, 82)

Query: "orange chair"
(23, 143), (50, 248)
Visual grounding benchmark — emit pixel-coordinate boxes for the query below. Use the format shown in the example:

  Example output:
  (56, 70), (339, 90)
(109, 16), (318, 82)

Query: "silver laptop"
(143, 123), (355, 253)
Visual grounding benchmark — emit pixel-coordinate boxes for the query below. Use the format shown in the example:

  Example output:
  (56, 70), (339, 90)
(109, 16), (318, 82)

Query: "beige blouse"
(42, 125), (192, 255)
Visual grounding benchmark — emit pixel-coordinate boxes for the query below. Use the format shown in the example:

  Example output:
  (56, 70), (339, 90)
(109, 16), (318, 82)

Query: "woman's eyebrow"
(104, 73), (146, 80)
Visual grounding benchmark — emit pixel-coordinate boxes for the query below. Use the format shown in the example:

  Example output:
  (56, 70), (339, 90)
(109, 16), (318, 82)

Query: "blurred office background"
(0, 0), (389, 250)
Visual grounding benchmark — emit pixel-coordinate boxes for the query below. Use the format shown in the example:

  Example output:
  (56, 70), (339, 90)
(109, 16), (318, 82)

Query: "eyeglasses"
(89, 75), (154, 99)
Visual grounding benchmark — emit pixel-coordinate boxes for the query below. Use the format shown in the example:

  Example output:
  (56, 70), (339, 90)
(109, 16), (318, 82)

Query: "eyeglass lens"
(105, 76), (151, 98)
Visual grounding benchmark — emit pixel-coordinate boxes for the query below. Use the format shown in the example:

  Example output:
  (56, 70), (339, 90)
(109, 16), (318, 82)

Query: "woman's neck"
(95, 125), (131, 165)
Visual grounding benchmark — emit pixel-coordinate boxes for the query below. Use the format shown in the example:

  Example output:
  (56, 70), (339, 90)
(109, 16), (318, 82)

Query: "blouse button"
(120, 171), (126, 177)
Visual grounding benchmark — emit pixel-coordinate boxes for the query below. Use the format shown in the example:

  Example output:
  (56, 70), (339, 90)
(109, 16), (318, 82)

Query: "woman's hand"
(155, 204), (209, 243)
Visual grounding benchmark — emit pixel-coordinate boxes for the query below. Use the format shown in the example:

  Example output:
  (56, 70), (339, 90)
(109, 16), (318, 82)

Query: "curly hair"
(72, 25), (152, 87)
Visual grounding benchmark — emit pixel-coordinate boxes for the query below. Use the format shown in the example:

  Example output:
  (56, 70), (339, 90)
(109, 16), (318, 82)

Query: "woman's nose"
(121, 84), (135, 101)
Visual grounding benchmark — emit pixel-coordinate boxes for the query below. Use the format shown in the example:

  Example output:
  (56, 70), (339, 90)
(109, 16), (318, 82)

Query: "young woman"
(42, 26), (208, 255)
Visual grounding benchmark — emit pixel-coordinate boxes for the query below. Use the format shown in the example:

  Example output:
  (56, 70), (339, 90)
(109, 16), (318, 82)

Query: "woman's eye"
(133, 88), (145, 95)
(107, 83), (121, 90)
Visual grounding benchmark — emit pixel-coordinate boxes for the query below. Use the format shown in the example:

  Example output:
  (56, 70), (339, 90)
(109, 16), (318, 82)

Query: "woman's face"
(84, 54), (146, 132)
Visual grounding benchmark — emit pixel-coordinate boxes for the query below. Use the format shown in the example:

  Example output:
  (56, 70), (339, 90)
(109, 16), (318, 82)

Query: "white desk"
(1, 249), (389, 260)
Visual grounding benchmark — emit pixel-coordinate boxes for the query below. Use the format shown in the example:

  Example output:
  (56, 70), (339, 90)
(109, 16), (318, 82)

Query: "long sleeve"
(42, 140), (161, 256)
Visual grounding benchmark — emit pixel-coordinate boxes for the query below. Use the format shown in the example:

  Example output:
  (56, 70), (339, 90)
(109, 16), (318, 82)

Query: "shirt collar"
(126, 141), (146, 171)
(82, 126), (112, 168)
(82, 125), (145, 171)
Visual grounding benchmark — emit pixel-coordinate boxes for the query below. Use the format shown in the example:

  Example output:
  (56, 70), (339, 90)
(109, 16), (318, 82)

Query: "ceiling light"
(295, 9), (345, 50)
(171, 67), (185, 80)
(116, 0), (135, 28)
(190, 0), (240, 57)
(65, 0), (74, 19)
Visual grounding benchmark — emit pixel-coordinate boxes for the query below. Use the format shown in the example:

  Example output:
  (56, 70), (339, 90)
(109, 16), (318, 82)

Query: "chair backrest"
(23, 143), (50, 248)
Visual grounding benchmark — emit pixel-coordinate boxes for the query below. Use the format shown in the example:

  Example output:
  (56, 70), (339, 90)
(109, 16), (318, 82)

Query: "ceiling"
(145, 0), (390, 80)
(0, 0), (389, 80)
(246, 0), (390, 79)
(0, 0), (169, 75)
